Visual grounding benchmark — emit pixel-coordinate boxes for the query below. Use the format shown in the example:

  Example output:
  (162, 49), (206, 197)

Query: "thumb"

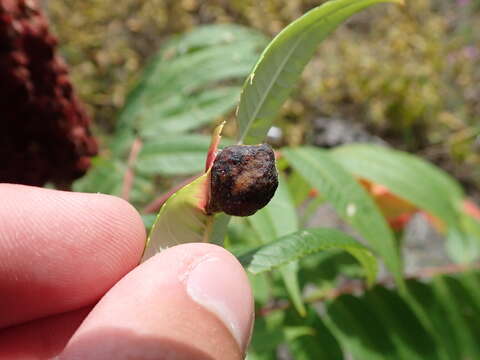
(60, 243), (254, 360)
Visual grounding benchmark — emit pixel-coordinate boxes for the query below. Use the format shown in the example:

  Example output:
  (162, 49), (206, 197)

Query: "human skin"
(0, 184), (254, 359)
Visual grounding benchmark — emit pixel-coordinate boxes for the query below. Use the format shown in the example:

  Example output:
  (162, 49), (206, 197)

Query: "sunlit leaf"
(141, 173), (212, 261)
(282, 146), (401, 287)
(330, 144), (480, 263)
(112, 24), (267, 155)
(248, 178), (306, 315)
(239, 228), (378, 286)
(236, 0), (403, 144)
(331, 144), (463, 228)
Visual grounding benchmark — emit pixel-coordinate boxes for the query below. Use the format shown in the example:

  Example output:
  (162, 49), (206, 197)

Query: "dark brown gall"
(207, 144), (278, 217)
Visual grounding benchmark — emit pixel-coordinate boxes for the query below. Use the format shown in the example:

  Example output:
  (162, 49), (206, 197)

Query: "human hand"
(0, 184), (254, 359)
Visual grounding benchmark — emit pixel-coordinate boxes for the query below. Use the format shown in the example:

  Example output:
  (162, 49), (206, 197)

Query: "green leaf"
(407, 274), (480, 359)
(431, 275), (480, 357)
(287, 170), (313, 206)
(364, 287), (439, 359)
(136, 135), (209, 176)
(286, 307), (343, 360)
(249, 176), (300, 239)
(280, 262), (306, 317)
(461, 212), (480, 247)
(248, 314), (286, 358)
(142, 173), (212, 261)
(135, 134), (232, 176)
(139, 86), (241, 137)
(248, 272), (272, 306)
(236, 0), (403, 144)
(330, 144), (480, 263)
(445, 208), (480, 263)
(73, 158), (124, 195)
(141, 214), (157, 231)
(159, 24), (268, 60)
(112, 24), (267, 156)
(406, 280), (460, 359)
(129, 172), (157, 205)
(141, 123), (233, 259)
(238, 228), (378, 286)
(72, 157), (155, 204)
(330, 144), (464, 228)
(245, 352), (276, 360)
(283, 326), (316, 341)
(324, 286), (438, 360)
(321, 272), (480, 360)
(207, 213), (231, 246)
(248, 177), (306, 315)
(282, 146), (401, 287)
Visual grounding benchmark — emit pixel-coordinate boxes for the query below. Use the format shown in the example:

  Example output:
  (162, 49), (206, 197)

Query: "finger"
(0, 307), (91, 359)
(0, 184), (146, 328)
(61, 243), (254, 360)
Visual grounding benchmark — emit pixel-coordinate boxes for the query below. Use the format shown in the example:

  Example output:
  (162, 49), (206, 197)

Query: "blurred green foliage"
(45, 0), (479, 192)
(41, 2), (480, 357)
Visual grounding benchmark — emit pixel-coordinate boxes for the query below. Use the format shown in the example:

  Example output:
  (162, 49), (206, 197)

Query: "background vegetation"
(46, 0), (480, 199)
(40, 1), (480, 358)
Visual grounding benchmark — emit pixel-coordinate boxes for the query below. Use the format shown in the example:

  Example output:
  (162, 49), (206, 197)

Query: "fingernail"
(185, 254), (254, 352)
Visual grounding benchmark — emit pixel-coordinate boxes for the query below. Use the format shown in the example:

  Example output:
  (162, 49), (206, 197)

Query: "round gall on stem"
(207, 144), (278, 217)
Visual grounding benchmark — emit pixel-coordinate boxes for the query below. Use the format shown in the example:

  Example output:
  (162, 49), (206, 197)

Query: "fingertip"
(0, 307), (91, 359)
(62, 243), (254, 360)
(184, 245), (254, 351)
(0, 184), (146, 327)
(82, 192), (146, 269)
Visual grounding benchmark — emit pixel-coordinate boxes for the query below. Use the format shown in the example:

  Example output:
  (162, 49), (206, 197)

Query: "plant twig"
(413, 262), (480, 279)
(121, 137), (143, 201)
(142, 174), (200, 214)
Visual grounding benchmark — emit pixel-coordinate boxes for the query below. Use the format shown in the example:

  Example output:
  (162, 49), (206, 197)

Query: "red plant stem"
(121, 137), (143, 202)
(257, 262), (480, 317)
(413, 262), (480, 279)
(142, 174), (201, 214)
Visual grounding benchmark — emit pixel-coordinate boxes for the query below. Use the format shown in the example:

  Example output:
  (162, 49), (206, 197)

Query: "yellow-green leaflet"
(141, 172), (211, 261)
